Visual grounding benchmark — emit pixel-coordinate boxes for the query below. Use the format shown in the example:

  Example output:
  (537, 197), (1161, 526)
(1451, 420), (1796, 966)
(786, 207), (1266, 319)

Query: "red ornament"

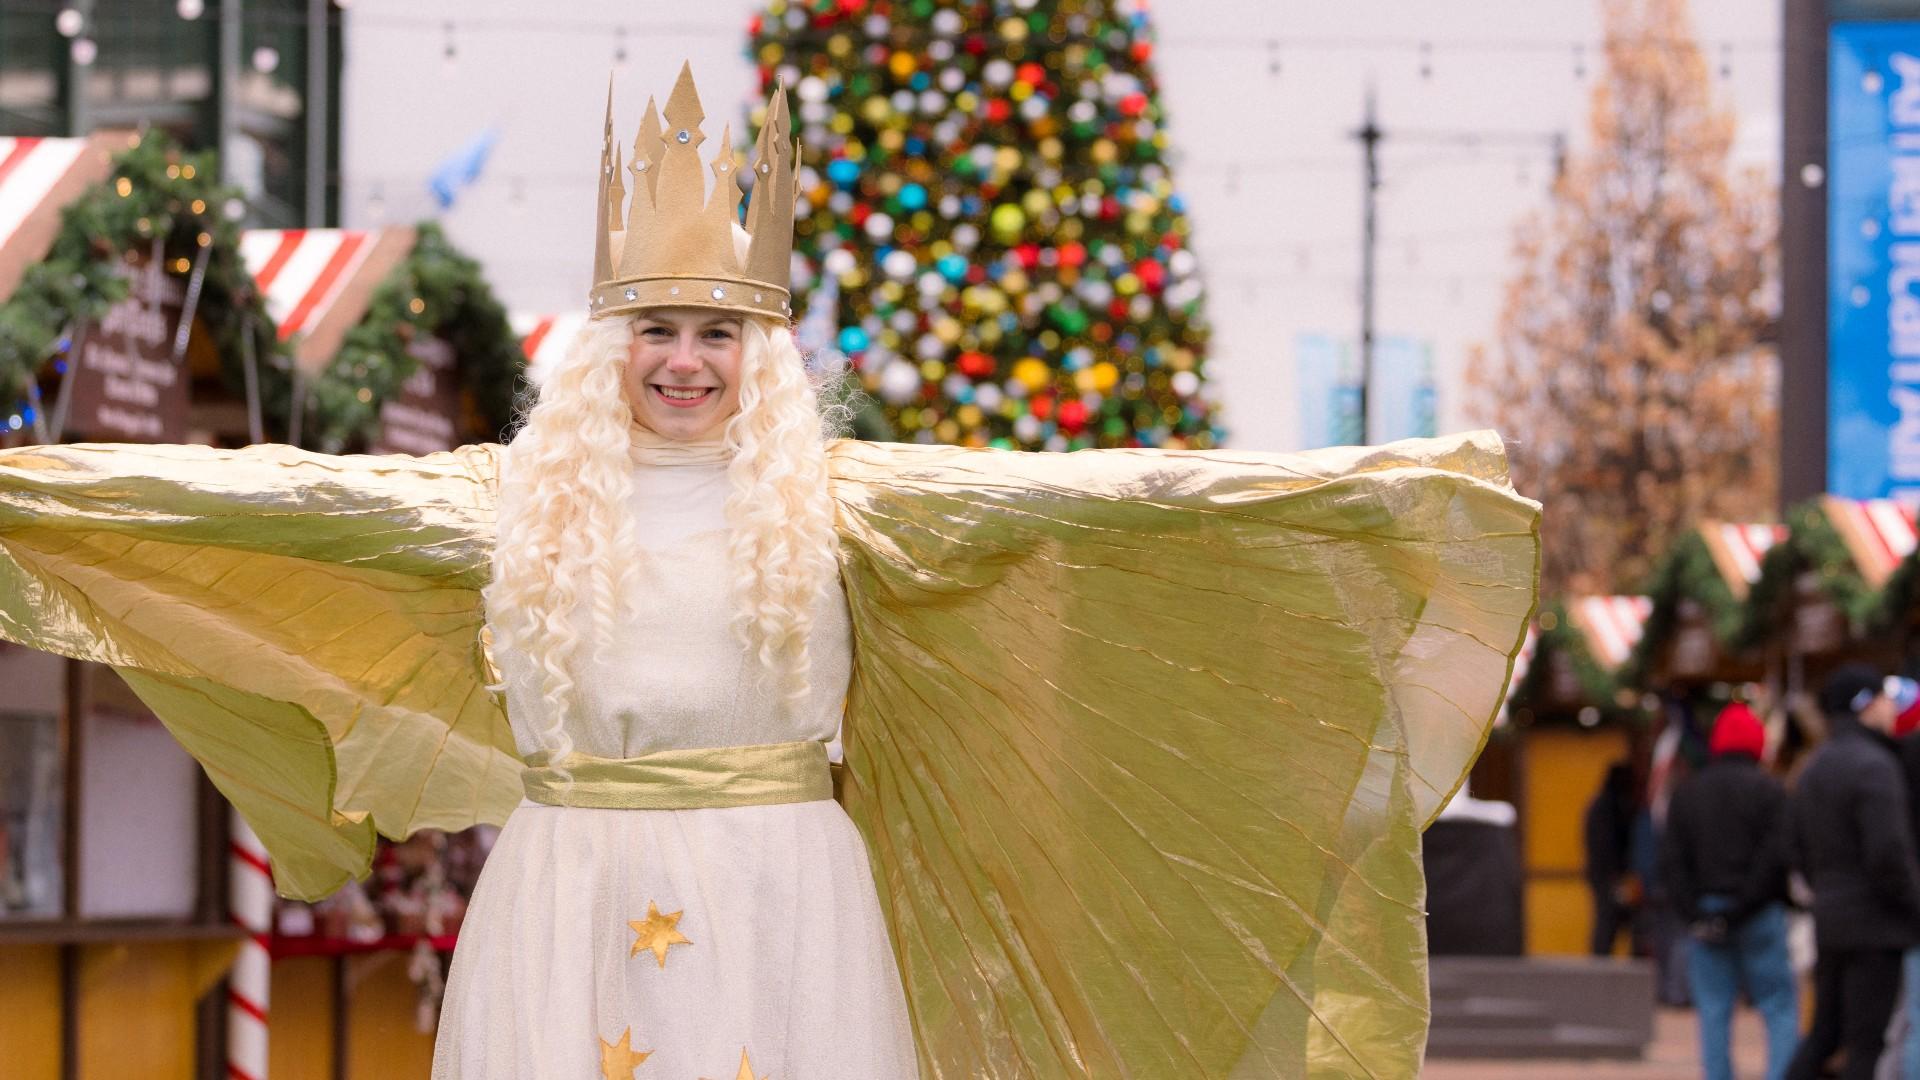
(985, 98), (1012, 123)
(1030, 394), (1055, 421)
(958, 351), (995, 378)
(1057, 242), (1087, 268)
(1013, 243), (1040, 269)
(837, 0), (866, 12)
(965, 265), (988, 284)
(1119, 92), (1149, 118)
(1134, 259), (1165, 291)
(1100, 196), (1120, 219)
(1057, 398), (1089, 433)
(964, 35), (987, 55)
(1016, 62), (1047, 87)
(1108, 298), (1130, 320)
(1131, 41), (1153, 63)
(850, 203), (872, 228)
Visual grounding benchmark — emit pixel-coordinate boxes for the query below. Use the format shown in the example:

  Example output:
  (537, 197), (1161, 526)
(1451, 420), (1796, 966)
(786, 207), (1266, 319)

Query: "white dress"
(432, 450), (918, 1079)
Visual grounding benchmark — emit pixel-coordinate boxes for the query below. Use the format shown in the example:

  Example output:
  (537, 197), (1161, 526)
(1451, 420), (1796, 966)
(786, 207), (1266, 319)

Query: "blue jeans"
(1903, 946), (1920, 1080)
(1687, 898), (1799, 1080)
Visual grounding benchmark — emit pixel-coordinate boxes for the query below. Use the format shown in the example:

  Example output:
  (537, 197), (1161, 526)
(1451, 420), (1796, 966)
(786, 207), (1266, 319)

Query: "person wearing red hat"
(1659, 701), (1797, 1080)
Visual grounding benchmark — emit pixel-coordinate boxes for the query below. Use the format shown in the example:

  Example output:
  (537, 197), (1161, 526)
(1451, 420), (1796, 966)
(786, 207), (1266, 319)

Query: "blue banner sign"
(1830, 21), (1920, 499)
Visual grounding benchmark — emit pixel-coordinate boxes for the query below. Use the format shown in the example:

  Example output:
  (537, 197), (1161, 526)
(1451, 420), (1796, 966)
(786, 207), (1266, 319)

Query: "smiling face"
(622, 308), (746, 442)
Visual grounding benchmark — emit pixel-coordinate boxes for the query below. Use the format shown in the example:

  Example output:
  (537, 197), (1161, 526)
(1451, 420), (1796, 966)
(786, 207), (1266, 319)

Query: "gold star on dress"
(628, 900), (692, 968)
(597, 1028), (650, 1080)
(701, 1048), (768, 1080)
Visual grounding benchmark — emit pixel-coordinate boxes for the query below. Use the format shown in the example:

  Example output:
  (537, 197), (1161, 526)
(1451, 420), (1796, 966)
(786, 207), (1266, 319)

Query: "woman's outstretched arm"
(0, 441), (520, 899)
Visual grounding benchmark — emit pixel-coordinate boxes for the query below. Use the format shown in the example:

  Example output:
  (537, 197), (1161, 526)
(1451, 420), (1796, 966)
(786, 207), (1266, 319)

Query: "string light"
(176, 0), (204, 20)
(54, 8), (83, 37)
(317, 12), (1781, 65)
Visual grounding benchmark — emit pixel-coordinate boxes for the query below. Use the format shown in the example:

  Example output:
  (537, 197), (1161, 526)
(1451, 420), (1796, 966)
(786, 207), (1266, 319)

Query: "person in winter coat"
(1786, 664), (1920, 1080)
(1585, 762), (1638, 956)
(1659, 702), (1796, 1080)
(1891, 695), (1920, 1079)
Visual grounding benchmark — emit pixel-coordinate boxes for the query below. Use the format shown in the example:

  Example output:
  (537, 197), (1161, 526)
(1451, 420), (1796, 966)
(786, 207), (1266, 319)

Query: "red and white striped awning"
(1700, 522), (1788, 600)
(241, 227), (415, 371)
(1823, 496), (1920, 589)
(0, 133), (117, 300)
(511, 312), (587, 386)
(1569, 595), (1653, 671)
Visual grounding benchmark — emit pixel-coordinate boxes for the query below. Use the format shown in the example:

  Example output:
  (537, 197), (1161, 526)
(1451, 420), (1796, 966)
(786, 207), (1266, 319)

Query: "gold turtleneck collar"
(626, 423), (732, 468)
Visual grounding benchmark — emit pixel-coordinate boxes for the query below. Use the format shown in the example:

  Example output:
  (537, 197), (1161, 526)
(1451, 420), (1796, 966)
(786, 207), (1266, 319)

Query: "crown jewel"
(589, 63), (796, 321)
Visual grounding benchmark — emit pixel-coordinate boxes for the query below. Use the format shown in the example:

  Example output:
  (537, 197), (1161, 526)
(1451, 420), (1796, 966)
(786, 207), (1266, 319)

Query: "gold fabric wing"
(828, 433), (1540, 1079)
(0, 433), (1538, 1077)
(0, 442), (520, 900)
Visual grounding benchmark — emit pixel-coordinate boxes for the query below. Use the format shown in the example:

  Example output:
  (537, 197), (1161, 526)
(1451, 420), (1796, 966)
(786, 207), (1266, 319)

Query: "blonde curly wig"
(485, 313), (841, 763)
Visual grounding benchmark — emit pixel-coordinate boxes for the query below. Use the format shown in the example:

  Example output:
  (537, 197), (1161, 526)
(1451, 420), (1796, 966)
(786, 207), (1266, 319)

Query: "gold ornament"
(628, 901), (692, 968)
(597, 1028), (651, 1080)
(701, 1048), (768, 1080)
(589, 63), (796, 322)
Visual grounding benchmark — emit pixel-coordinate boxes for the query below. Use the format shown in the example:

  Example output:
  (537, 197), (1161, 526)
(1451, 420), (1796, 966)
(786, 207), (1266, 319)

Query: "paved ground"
(1424, 1007), (1771, 1078)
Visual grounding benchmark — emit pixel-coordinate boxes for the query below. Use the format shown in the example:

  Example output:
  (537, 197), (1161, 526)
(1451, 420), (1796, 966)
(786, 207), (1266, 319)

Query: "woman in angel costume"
(0, 65), (1538, 1079)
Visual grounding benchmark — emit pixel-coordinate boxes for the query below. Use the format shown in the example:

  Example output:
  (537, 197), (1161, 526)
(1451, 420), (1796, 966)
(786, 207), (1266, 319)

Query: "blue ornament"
(937, 253), (968, 282)
(1168, 194), (1186, 214)
(19, 406), (35, 424)
(837, 326), (871, 353)
(898, 183), (928, 211)
(826, 158), (861, 188)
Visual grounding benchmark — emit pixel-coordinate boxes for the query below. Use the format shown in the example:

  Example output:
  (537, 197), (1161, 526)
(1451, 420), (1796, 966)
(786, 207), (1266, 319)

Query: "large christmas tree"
(748, 0), (1216, 450)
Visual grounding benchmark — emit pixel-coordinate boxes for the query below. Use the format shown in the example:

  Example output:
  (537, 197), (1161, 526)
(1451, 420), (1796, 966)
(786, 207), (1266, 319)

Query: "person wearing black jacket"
(1659, 702), (1796, 1080)
(1584, 762), (1638, 956)
(1786, 664), (1920, 1080)
(1893, 706), (1920, 1080)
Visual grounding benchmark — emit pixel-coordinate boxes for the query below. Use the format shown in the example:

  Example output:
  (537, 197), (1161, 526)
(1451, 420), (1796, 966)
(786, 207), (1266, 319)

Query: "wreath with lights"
(0, 131), (284, 436)
(0, 134), (524, 451)
(281, 221), (526, 453)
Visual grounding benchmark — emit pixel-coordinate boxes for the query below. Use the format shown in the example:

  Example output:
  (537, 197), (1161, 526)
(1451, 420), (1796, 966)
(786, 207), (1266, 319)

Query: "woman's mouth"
(651, 384), (716, 408)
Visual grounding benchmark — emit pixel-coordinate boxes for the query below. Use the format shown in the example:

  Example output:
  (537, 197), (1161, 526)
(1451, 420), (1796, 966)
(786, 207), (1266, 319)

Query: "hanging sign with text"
(64, 262), (189, 443)
(370, 335), (461, 455)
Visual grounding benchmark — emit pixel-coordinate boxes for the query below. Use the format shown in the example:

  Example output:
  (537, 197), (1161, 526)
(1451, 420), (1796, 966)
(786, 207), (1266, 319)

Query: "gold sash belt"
(520, 740), (834, 809)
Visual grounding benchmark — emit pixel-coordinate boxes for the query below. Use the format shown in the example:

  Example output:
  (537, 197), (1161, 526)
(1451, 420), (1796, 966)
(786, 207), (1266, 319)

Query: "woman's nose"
(665, 337), (702, 371)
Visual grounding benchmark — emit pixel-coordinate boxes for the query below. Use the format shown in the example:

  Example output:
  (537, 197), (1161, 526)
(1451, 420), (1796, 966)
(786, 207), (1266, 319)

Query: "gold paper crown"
(588, 63), (796, 322)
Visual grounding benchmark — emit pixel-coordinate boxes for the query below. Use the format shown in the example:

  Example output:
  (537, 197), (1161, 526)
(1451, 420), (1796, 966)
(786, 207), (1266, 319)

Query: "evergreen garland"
(0, 136), (523, 452)
(1737, 498), (1878, 650)
(0, 132), (284, 425)
(1621, 529), (1745, 687)
(289, 222), (524, 453)
(1875, 546), (1920, 637)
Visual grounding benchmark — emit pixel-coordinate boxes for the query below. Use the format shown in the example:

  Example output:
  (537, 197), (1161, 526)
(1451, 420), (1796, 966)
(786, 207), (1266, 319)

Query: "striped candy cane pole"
(228, 810), (273, 1080)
